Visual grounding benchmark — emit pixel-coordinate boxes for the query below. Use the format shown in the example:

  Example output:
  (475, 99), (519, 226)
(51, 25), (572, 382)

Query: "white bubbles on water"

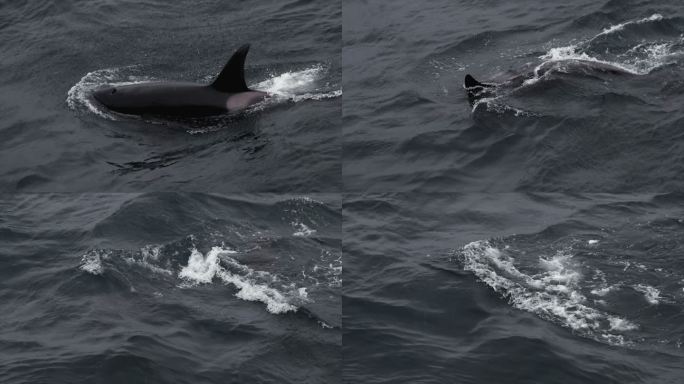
(80, 249), (107, 275)
(255, 64), (342, 104)
(634, 284), (661, 305)
(596, 13), (664, 38)
(460, 240), (638, 345)
(177, 246), (306, 314)
(66, 68), (131, 120)
(76, 234), (338, 318)
(292, 221), (317, 237)
(178, 246), (227, 284)
(474, 13), (683, 115)
(537, 13), (681, 77)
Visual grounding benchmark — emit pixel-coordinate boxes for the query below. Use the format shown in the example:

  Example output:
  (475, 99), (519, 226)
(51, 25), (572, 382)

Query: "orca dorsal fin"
(211, 44), (251, 92)
(464, 74), (494, 89)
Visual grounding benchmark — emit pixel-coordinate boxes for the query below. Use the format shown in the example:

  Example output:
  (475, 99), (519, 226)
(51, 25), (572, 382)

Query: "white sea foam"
(292, 221), (317, 237)
(472, 96), (536, 117)
(254, 65), (342, 103)
(590, 286), (615, 297)
(534, 14), (680, 77)
(123, 244), (174, 276)
(178, 247), (223, 284)
(79, 238), (322, 316)
(303, 250), (342, 289)
(178, 246), (307, 314)
(596, 14), (663, 38)
(80, 249), (106, 275)
(66, 67), (148, 120)
(460, 241), (637, 344)
(66, 68), (119, 120)
(609, 316), (639, 332)
(539, 47), (640, 75)
(634, 284), (661, 305)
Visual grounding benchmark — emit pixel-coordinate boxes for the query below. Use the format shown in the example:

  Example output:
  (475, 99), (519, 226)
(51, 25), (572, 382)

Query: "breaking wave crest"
(473, 14), (684, 114)
(178, 246), (304, 314)
(535, 14), (682, 78)
(78, 235), (340, 317)
(459, 240), (638, 346)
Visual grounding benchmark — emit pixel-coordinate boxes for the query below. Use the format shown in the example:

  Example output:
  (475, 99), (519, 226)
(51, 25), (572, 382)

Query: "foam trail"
(178, 247), (223, 284)
(539, 47), (641, 74)
(634, 284), (661, 305)
(66, 69), (121, 120)
(292, 221), (317, 237)
(460, 240), (638, 345)
(596, 14), (663, 38)
(534, 14), (680, 76)
(80, 250), (106, 275)
(178, 246), (307, 314)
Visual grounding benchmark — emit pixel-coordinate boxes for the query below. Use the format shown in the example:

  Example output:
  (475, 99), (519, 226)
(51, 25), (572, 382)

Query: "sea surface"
(0, 0), (341, 192)
(4, 0), (684, 383)
(343, 0), (684, 383)
(344, 193), (684, 383)
(343, 0), (684, 193)
(1, 193), (341, 383)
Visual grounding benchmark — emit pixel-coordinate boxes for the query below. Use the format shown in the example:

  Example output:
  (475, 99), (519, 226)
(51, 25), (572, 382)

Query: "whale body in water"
(464, 59), (636, 105)
(93, 44), (267, 116)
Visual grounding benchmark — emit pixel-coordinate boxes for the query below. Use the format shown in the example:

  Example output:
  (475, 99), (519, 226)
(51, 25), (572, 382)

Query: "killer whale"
(93, 44), (268, 116)
(464, 59), (636, 105)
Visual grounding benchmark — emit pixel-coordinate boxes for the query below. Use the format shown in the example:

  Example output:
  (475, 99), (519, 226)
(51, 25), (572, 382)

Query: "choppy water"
(343, 0), (684, 382)
(0, 0), (341, 192)
(343, 0), (684, 193)
(1, 193), (341, 383)
(4, 0), (684, 382)
(344, 193), (684, 383)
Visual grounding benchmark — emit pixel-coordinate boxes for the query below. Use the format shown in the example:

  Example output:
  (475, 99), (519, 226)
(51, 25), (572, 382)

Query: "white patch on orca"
(225, 91), (267, 111)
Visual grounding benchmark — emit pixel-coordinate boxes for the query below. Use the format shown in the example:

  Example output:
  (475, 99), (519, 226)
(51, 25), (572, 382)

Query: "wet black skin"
(93, 82), (268, 116)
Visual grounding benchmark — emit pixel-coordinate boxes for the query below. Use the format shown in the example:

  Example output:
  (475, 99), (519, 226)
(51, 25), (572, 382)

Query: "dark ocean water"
(343, 1), (684, 382)
(1, 193), (341, 383)
(344, 193), (684, 383)
(0, 0), (341, 192)
(5, 0), (684, 382)
(343, 0), (684, 193)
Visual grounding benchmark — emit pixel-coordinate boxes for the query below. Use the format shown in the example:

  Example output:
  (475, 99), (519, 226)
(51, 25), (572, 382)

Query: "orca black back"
(211, 44), (251, 93)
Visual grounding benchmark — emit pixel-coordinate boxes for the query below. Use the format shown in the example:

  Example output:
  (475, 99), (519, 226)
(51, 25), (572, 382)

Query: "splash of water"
(459, 240), (638, 346)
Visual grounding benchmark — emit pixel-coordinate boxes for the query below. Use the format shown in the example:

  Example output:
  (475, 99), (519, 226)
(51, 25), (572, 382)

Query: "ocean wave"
(78, 229), (340, 319)
(471, 14), (684, 114)
(459, 240), (638, 346)
(178, 246), (304, 314)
